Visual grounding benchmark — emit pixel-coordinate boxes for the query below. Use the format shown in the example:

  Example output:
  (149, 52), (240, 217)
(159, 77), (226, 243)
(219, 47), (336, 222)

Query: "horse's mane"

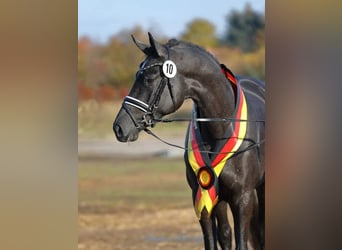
(165, 39), (220, 65)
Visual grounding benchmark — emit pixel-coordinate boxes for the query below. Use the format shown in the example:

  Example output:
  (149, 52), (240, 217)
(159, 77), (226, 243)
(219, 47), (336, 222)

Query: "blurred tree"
(104, 26), (148, 88)
(222, 3), (265, 52)
(115, 25), (146, 43)
(78, 17), (266, 101)
(78, 36), (92, 85)
(180, 18), (218, 47)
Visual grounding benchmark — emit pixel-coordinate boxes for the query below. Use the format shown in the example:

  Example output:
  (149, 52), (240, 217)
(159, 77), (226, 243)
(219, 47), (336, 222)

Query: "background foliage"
(222, 4), (265, 52)
(78, 4), (264, 102)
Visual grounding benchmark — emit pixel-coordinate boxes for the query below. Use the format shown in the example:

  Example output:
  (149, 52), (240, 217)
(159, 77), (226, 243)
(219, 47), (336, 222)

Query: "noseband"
(122, 47), (176, 129)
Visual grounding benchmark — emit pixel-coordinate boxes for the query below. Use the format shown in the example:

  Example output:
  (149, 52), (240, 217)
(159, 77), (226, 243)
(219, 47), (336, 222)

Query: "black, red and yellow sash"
(186, 65), (248, 219)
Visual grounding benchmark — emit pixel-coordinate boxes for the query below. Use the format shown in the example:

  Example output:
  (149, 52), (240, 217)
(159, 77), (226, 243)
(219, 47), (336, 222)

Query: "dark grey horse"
(113, 33), (265, 250)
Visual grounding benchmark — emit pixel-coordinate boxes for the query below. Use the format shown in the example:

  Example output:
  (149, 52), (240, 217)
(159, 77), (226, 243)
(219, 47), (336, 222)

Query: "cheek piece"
(122, 47), (177, 129)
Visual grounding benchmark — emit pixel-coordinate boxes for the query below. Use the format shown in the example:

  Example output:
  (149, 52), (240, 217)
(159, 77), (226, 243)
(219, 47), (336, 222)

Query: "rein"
(143, 127), (265, 155)
(124, 95), (265, 155)
(143, 116), (265, 154)
(154, 117), (265, 123)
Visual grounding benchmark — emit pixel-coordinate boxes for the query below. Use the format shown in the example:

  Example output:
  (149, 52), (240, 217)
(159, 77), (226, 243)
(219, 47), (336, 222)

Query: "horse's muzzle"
(113, 120), (139, 142)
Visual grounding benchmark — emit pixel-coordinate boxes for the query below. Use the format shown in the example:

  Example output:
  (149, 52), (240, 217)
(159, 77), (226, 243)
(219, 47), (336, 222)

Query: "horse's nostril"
(114, 124), (123, 138)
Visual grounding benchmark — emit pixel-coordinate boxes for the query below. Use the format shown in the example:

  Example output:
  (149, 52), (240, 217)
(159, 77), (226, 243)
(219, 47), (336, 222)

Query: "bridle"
(122, 46), (176, 129)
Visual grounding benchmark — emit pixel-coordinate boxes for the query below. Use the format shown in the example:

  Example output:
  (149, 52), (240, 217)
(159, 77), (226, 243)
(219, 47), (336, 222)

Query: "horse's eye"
(144, 67), (159, 79)
(145, 74), (159, 83)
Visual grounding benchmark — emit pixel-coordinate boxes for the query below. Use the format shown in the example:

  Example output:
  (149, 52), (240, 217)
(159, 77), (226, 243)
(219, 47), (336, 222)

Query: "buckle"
(141, 113), (155, 127)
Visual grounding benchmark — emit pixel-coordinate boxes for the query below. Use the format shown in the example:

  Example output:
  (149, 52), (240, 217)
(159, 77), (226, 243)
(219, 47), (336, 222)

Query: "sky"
(79, 0), (264, 43)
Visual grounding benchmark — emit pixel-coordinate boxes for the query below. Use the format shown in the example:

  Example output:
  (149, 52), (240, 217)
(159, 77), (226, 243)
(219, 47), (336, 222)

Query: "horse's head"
(113, 33), (186, 142)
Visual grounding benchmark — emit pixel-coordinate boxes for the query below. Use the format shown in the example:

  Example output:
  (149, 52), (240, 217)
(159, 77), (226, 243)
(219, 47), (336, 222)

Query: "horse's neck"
(187, 66), (236, 149)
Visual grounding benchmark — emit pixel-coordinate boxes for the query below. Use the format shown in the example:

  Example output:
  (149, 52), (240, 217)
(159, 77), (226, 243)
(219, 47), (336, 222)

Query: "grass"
(79, 158), (192, 214)
(78, 157), (204, 250)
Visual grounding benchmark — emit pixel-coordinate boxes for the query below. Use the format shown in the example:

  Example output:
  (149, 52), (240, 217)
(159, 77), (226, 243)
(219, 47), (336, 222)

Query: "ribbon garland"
(186, 65), (248, 219)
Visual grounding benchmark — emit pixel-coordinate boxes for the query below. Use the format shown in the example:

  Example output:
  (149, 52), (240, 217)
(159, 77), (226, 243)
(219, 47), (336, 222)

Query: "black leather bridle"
(121, 47), (176, 129)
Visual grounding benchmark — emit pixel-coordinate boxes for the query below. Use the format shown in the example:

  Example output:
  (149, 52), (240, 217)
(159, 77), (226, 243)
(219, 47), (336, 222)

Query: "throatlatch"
(185, 65), (248, 219)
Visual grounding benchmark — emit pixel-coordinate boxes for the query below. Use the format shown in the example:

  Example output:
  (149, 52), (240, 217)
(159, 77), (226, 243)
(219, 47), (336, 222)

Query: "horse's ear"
(148, 32), (167, 58)
(131, 34), (150, 55)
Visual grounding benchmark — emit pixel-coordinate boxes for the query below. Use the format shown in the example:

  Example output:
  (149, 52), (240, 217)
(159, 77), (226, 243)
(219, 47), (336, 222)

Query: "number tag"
(162, 60), (177, 78)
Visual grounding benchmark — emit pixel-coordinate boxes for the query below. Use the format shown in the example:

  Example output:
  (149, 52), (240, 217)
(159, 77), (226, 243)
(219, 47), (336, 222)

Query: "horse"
(113, 33), (265, 250)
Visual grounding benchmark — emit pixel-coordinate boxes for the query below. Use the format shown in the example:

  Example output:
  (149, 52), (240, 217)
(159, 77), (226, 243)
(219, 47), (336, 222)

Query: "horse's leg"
(199, 209), (218, 250)
(215, 200), (232, 250)
(230, 191), (256, 250)
(256, 183), (265, 249)
(249, 190), (262, 250)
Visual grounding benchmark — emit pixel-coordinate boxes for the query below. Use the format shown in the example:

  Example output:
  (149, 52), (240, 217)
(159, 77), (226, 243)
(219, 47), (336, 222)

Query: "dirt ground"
(78, 207), (205, 250)
(78, 155), (205, 250)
